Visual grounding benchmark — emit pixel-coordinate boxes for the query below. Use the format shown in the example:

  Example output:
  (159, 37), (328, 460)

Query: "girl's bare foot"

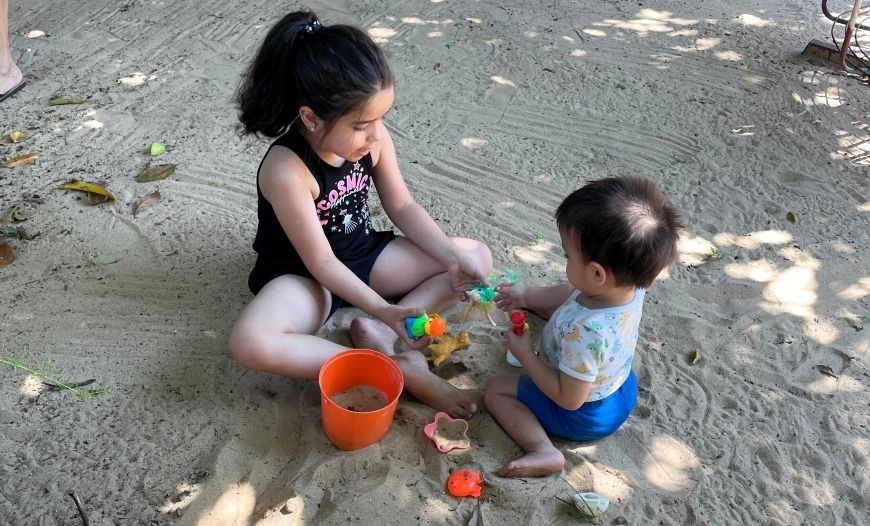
(350, 317), (398, 356)
(394, 350), (479, 419)
(497, 448), (565, 478)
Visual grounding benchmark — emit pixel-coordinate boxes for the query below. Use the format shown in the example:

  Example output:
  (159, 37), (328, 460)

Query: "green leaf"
(150, 142), (165, 157)
(786, 211), (798, 224)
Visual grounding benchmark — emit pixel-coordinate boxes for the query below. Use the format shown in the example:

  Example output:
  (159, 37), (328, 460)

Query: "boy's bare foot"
(394, 350), (479, 419)
(350, 317), (398, 356)
(497, 448), (565, 478)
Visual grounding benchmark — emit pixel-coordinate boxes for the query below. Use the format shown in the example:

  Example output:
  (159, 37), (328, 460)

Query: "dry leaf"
(58, 180), (116, 203)
(93, 255), (119, 265)
(49, 97), (86, 106)
(688, 349), (702, 365)
(0, 226), (31, 239)
(132, 190), (161, 217)
(136, 164), (176, 183)
(0, 241), (14, 268)
(7, 130), (25, 143)
(2, 152), (39, 168)
(0, 204), (30, 224)
(786, 211), (798, 224)
(814, 364), (838, 379)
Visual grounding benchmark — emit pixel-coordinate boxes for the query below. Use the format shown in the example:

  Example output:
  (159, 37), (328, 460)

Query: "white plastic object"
(572, 492), (610, 517)
(506, 351), (522, 367)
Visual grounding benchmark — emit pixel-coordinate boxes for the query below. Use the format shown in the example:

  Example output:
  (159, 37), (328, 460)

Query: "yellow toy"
(427, 331), (470, 366)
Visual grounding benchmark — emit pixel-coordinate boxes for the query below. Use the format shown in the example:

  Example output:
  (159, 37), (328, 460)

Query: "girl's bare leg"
(229, 272), (485, 418)
(350, 236), (492, 418)
(485, 373), (565, 477)
(229, 275), (339, 379)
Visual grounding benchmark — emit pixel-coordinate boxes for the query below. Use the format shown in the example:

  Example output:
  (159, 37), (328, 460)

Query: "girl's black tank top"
(252, 132), (378, 268)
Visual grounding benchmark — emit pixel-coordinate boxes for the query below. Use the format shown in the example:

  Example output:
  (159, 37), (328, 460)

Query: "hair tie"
(303, 19), (322, 34)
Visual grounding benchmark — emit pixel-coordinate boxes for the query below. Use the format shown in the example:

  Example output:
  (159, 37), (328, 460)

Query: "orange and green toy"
(446, 469), (482, 498)
(405, 313), (446, 340)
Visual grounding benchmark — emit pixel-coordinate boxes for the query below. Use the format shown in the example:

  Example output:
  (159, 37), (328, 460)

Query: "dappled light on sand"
(642, 436), (699, 492)
(676, 233), (717, 266)
(737, 13), (775, 27)
(159, 480), (202, 516)
(514, 239), (560, 267)
(713, 230), (793, 250)
(17, 375), (45, 398)
(195, 483), (256, 526)
(837, 276), (870, 300)
(367, 26), (397, 43)
(710, 229), (843, 345)
(597, 9), (698, 36)
(460, 137), (488, 150)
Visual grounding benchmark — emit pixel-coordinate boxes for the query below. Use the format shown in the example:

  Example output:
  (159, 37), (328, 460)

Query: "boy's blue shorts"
(517, 370), (637, 442)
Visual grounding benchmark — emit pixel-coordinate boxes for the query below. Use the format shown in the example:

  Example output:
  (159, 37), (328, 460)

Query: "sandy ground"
(1, 0), (868, 524)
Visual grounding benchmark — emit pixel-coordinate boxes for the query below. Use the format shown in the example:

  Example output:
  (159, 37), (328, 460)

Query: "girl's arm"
(495, 282), (573, 320)
(260, 147), (424, 340)
(506, 329), (592, 410)
(369, 123), (489, 291)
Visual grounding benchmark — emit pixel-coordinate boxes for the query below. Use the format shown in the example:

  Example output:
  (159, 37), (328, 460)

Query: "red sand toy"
(446, 469), (482, 498)
(509, 310), (529, 336)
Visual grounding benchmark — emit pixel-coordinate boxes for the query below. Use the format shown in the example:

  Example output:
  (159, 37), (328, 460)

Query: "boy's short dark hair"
(556, 176), (683, 289)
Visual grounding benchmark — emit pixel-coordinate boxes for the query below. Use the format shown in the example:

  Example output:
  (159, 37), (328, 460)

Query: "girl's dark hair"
(556, 176), (684, 289)
(237, 11), (394, 137)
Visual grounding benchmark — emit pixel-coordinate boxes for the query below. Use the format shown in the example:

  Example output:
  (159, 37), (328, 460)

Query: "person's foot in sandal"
(0, 59), (23, 103)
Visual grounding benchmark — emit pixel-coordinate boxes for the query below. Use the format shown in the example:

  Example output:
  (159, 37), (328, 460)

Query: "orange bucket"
(318, 349), (404, 451)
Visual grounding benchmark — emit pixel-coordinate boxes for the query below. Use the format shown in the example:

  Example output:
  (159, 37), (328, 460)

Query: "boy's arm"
(496, 282), (573, 319)
(506, 330), (592, 410)
(524, 283), (574, 319)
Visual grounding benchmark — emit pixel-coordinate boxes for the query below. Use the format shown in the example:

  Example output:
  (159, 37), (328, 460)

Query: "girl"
(229, 11), (491, 419)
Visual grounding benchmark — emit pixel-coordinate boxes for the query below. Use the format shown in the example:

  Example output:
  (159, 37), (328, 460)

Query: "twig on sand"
(43, 379), (96, 390)
(69, 491), (90, 526)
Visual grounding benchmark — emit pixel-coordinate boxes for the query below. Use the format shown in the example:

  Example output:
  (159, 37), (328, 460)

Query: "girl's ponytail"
(236, 10), (393, 138)
(237, 11), (317, 137)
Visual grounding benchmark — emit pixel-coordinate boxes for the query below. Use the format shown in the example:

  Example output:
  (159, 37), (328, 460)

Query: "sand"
(1, 0), (868, 524)
(330, 385), (388, 413)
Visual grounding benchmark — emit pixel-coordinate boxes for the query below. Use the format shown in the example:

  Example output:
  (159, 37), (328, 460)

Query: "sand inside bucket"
(331, 384), (388, 412)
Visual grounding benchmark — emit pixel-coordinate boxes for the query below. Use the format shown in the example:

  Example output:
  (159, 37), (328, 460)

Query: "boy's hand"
(378, 304), (432, 350)
(505, 325), (533, 359)
(495, 282), (528, 311)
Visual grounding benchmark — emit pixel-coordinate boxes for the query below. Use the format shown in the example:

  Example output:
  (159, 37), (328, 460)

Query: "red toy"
(509, 310), (529, 336)
(446, 469), (482, 498)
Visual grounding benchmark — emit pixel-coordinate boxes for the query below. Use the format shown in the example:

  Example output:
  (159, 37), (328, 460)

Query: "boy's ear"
(298, 106), (319, 132)
(589, 261), (608, 286)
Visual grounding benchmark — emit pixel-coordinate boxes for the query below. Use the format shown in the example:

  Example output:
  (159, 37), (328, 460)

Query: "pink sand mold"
(423, 412), (471, 453)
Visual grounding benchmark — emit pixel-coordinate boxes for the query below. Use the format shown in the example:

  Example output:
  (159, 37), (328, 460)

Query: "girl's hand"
(447, 251), (490, 302)
(494, 282), (528, 311)
(505, 325), (533, 360)
(377, 304), (432, 350)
